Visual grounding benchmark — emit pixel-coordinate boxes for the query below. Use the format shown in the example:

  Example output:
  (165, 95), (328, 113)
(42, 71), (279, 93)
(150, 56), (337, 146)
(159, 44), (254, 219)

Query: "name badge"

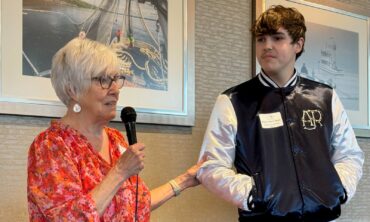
(118, 144), (127, 155)
(259, 112), (284, 129)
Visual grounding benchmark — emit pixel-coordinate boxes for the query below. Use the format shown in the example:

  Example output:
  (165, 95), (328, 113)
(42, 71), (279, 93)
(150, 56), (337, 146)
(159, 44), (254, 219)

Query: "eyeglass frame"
(91, 74), (126, 89)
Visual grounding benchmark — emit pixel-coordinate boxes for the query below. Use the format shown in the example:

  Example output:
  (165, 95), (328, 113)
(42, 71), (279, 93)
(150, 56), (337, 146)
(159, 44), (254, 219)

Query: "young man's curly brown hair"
(251, 5), (307, 59)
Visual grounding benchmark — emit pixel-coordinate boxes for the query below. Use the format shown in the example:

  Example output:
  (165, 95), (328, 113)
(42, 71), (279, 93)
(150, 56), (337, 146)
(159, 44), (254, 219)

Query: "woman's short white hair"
(51, 37), (120, 105)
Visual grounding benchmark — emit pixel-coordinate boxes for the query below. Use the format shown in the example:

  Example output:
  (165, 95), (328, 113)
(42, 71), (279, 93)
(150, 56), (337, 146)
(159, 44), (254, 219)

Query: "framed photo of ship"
(254, 0), (370, 137)
(0, 0), (195, 126)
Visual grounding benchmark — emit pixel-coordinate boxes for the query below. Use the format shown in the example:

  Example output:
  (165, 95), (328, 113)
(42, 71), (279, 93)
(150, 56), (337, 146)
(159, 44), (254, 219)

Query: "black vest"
(224, 76), (346, 222)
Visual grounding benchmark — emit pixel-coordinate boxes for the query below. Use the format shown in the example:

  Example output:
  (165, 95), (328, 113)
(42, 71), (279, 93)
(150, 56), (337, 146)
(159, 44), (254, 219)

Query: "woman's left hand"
(175, 157), (206, 190)
(150, 158), (206, 210)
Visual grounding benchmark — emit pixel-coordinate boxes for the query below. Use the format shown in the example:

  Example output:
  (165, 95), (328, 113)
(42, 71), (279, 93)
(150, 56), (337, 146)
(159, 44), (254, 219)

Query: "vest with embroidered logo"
(224, 76), (346, 222)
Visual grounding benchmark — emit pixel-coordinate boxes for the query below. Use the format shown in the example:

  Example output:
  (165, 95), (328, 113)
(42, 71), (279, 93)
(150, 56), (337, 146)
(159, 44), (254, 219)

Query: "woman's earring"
(73, 103), (81, 113)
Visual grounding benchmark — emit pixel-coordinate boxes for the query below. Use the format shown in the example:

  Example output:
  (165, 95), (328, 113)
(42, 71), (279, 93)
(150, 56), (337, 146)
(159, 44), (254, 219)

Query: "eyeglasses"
(92, 74), (126, 89)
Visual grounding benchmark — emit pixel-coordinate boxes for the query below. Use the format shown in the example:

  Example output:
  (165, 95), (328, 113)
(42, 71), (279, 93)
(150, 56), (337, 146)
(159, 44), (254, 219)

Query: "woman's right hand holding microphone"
(114, 143), (146, 181)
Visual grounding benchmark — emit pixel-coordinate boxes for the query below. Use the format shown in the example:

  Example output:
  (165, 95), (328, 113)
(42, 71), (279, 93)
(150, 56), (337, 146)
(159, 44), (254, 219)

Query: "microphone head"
(121, 106), (137, 123)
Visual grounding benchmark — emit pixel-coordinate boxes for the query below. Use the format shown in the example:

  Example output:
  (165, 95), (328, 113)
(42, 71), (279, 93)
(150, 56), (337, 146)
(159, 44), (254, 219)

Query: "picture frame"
(253, 0), (370, 137)
(0, 0), (195, 126)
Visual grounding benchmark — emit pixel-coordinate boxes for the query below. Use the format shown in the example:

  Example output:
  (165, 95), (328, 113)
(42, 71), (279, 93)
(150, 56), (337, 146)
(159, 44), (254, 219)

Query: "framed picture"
(254, 0), (370, 137)
(0, 0), (195, 126)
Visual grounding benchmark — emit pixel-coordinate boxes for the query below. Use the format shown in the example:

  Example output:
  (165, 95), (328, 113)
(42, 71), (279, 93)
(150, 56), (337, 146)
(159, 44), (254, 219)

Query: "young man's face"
(255, 27), (304, 77)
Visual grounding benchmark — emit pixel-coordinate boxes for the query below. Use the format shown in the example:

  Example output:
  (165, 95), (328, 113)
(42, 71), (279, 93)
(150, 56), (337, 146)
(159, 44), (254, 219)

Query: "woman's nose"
(109, 80), (120, 92)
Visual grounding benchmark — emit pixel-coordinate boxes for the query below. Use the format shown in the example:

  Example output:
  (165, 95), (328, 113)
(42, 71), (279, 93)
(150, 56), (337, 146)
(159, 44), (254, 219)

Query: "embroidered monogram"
(302, 109), (323, 130)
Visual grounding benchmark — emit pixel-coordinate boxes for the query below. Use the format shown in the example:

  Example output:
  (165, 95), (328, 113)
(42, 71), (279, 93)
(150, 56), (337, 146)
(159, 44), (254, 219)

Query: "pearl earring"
(73, 103), (81, 113)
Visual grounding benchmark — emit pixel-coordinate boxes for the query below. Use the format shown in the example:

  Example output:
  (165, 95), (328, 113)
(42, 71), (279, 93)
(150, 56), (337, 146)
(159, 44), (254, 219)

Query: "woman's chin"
(108, 111), (117, 120)
(104, 109), (117, 121)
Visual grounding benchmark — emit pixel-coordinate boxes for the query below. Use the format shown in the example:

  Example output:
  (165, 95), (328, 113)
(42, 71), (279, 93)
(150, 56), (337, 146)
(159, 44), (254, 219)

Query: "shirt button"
(286, 118), (295, 126)
(292, 146), (303, 155)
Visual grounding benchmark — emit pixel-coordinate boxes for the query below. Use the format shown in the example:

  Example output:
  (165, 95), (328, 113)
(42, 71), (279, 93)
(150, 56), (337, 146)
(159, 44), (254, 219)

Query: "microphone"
(120, 106), (137, 145)
(120, 106), (139, 222)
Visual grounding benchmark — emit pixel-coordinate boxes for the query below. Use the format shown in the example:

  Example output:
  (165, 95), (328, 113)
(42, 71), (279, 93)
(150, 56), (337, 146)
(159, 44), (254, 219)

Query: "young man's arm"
(331, 90), (364, 202)
(197, 94), (253, 210)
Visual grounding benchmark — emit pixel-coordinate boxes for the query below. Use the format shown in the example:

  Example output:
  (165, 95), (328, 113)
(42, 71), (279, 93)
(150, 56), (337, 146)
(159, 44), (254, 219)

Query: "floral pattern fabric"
(27, 120), (151, 222)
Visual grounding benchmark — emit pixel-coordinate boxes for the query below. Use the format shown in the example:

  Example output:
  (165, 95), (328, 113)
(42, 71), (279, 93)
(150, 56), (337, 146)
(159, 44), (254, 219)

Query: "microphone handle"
(124, 122), (139, 222)
(125, 122), (137, 145)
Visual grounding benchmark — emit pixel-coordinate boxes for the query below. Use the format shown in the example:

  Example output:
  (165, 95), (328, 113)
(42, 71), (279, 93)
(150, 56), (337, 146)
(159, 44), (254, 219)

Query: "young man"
(197, 5), (364, 221)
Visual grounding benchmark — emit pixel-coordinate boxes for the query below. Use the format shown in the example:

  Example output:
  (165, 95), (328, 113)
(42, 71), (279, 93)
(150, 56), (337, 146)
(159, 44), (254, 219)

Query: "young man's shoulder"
(222, 76), (260, 95)
(299, 76), (334, 90)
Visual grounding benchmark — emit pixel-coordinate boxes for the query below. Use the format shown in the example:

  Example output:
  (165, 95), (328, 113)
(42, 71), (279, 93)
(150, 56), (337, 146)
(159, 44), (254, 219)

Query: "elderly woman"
(27, 36), (201, 221)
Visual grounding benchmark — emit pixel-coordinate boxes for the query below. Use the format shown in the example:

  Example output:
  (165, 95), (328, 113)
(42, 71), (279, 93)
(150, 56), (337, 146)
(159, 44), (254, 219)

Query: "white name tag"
(118, 144), (127, 155)
(259, 112), (284, 129)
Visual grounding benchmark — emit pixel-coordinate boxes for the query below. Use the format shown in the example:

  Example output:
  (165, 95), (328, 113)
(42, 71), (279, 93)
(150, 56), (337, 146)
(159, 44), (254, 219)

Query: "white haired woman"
(27, 36), (202, 221)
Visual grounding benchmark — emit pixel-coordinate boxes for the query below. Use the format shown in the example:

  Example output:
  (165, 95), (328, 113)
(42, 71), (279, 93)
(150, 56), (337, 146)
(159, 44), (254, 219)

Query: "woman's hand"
(90, 143), (145, 215)
(175, 158), (206, 191)
(150, 158), (206, 210)
(114, 143), (145, 181)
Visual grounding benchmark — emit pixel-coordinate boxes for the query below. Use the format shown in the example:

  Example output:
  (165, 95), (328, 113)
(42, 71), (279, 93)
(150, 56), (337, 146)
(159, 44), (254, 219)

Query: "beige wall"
(0, 0), (369, 221)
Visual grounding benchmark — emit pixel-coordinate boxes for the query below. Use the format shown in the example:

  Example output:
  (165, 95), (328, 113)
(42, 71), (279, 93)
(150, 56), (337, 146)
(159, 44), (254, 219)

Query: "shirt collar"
(258, 69), (298, 88)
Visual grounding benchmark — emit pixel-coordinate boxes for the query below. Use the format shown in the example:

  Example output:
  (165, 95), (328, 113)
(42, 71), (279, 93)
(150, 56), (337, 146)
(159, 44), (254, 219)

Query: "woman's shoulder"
(32, 120), (66, 140)
(29, 120), (75, 154)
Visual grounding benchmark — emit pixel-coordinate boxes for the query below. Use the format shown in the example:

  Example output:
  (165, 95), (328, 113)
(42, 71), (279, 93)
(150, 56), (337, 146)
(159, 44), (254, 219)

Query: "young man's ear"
(295, 37), (305, 54)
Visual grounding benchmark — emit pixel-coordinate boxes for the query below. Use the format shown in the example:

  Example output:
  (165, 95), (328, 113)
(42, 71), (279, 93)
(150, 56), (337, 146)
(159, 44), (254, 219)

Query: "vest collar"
(258, 69), (298, 88)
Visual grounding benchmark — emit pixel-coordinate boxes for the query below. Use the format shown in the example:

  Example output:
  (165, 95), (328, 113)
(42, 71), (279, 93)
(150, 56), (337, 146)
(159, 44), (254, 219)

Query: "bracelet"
(169, 179), (181, 196)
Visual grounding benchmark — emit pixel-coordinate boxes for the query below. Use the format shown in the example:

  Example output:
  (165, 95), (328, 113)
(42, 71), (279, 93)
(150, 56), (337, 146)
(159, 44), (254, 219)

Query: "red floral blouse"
(27, 120), (151, 222)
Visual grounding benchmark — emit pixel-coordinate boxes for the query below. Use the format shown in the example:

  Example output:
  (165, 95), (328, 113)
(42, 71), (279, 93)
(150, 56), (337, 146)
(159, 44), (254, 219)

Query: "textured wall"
(0, 0), (369, 221)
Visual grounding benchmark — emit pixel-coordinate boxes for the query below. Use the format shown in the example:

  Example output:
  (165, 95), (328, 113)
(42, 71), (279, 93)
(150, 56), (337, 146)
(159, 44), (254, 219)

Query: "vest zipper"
(279, 88), (305, 217)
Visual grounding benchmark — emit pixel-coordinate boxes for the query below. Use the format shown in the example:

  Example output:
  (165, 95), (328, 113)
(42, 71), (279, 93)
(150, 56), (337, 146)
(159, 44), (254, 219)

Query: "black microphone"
(120, 106), (137, 145)
(120, 106), (139, 222)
